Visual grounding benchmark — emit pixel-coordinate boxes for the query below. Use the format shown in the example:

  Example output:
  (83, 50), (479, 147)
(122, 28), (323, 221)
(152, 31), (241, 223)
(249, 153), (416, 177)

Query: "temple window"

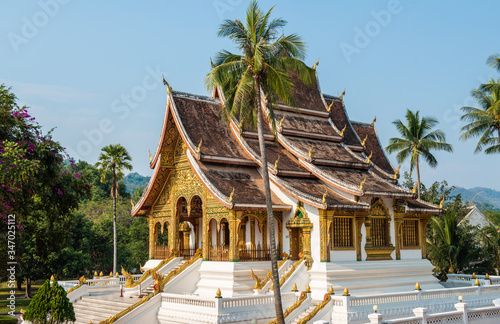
(331, 217), (354, 249)
(402, 219), (419, 247)
(371, 217), (390, 247)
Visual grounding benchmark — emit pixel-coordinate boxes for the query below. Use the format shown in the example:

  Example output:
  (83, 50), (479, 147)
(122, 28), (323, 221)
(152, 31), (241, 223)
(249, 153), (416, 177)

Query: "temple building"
(131, 71), (442, 297)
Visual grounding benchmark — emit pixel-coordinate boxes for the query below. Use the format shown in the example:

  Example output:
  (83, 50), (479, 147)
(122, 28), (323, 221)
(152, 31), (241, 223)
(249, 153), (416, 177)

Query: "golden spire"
(329, 285), (334, 295)
(308, 145), (314, 158)
(162, 74), (172, 94)
(358, 176), (367, 191)
(215, 288), (222, 298)
(322, 189), (328, 204)
(339, 124), (347, 137)
(365, 152), (373, 164)
(371, 116), (377, 127)
(339, 88), (345, 101)
(412, 182), (418, 194)
(415, 282), (421, 290)
(278, 116), (285, 128)
(361, 134), (368, 146)
(196, 138), (203, 154)
(306, 284), (311, 293)
(343, 287), (350, 296)
(327, 100), (334, 112)
(149, 150), (152, 163)
(312, 59), (319, 70)
(274, 156), (280, 170)
(393, 164), (401, 180)
(228, 188), (235, 202)
(439, 196), (445, 209)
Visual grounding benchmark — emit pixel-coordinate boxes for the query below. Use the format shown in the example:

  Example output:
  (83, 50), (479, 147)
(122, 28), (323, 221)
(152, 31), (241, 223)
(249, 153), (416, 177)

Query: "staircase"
(142, 260), (187, 296)
(290, 299), (321, 324)
(73, 294), (138, 324)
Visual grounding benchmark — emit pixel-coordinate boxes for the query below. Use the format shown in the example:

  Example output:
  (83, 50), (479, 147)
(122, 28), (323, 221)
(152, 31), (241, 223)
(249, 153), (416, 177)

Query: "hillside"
(451, 186), (500, 209)
(123, 172), (151, 193)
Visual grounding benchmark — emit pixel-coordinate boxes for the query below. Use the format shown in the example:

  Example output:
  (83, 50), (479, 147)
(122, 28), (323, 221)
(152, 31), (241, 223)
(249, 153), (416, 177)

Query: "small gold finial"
(343, 287), (350, 296)
(94, 271), (98, 277)
(412, 182), (418, 194)
(327, 100), (334, 112)
(238, 119), (243, 129)
(329, 285), (334, 295)
(308, 145), (314, 158)
(475, 278), (480, 286)
(292, 283), (298, 292)
(162, 74), (172, 94)
(130, 199), (135, 208)
(274, 156), (280, 170)
(215, 288), (222, 298)
(99, 271), (103, 277)
(149, 150), (152, 163)
(365, 152), (373, 164)
(439, 196), (445, 209)
(371, 116), (377, 127)
(109, 271), (113, 277)
(393, 164), (401, 180)
(339, 124), (347, 137)
(306, 285), (311, 293)
(322, 189), (328, 204)
(339, 88), (345, 101)
(115, 272), (119, 278)
(312, 59), (319, 70)
(486, 273), (490, 279)
(358, 176), (367, 191)
(228, 188), (235, 202)
(50, 275), (54, 281)
(415, 282), (421, 290)
(472, 272), (476, 279)
(278, 116), (285, 128)
(196, 138), (203, 154)
(361, 135), (368, 146)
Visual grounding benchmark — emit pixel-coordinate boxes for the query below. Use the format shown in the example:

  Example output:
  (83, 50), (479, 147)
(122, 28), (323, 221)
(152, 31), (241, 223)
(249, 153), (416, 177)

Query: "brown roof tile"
(324, 97), (361, 146)
(275, 111), (339, 138)
(352, 122), (394, 175)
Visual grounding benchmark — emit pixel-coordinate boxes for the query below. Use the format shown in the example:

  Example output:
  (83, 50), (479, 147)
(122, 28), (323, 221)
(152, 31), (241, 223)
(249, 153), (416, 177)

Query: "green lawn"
(0, 281), (43, 314)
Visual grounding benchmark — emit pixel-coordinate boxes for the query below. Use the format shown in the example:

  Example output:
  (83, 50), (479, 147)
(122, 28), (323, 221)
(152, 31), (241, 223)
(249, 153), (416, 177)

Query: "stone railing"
(254, 254), (290, 294)
(123, 252), (178, 288)
(447, 273), (500, 285)
(118, 274), (142, 283)
(297, 293), (332, 324)
(61, 277), (120, 293)
(268, 291), (308, 324)
(158, 292), (297, 323)
(270, 256), (305, 292)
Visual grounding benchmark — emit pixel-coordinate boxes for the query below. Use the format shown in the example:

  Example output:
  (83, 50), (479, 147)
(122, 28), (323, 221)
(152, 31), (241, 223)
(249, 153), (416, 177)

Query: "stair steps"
(290, 300), (321, 324)
(142, 260), (187, 295)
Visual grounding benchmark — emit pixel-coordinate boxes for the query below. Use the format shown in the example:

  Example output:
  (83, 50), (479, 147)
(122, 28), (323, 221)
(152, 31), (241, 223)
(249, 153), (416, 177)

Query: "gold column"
(420, 217), (430, 259)
(183, 229), (190, 251)
(148, 216), (155, 259)
(250, 218), (256, 248)
(262, 221), (267, 251)
(319, 210), (329, 262)
(302, 228), (312, 260)
(203, 216), (209, 261)
(239, 221), (246, 247)
(229, 210), (240, 262)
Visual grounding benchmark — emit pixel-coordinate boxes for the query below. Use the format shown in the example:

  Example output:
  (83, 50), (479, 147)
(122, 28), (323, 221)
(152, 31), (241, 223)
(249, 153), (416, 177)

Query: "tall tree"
(385, 109), (452, 199)
(95, 144), (132, 274)
(460, 55), (500, 154)
(206, 2), (315, 322)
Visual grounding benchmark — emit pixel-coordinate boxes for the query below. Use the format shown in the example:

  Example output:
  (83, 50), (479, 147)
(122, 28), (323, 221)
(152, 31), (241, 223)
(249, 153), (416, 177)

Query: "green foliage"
(123, 172), (150, 193)
(23, 279), (75, 324)
(0, 315), (18, 323)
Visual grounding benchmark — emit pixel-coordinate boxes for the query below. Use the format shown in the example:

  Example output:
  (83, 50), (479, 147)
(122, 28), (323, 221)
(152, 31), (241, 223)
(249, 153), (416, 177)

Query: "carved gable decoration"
(370, 198), (390, 217)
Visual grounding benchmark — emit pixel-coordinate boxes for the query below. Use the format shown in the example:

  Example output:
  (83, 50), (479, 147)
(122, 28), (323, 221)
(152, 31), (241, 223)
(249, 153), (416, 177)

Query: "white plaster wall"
(269, 181), (296, 254)
(400, 249), (422, 260)
(305, 203), (321, 263)
(381, 197), (397, 260)
(361, 223), (367, 260)
(330, 250), (356, 262)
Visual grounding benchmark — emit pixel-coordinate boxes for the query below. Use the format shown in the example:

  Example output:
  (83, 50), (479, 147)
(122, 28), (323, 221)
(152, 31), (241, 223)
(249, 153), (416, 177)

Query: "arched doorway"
(154, 222), (169, 259)
(286, 202), (312, 261)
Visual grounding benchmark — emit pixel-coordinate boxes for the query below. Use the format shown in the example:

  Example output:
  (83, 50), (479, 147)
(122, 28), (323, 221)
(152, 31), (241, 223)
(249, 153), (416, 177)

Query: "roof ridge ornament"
(439, 195), (445, 208)
(327, 100), (334, 112)
(274, 156), (280, 170)
(361, 135), (368, 146)
(339, 88), (345, 101)
(365, 151), (373, 164)
(322, 189), (327, 204)
(312, 59), (319, 70)
(196, 139), (203, 154)
(278, 116), (285, 128)
(393, 164), (401, 180)
(162, 74), (172, 94)
(358, 175), (367, 191)
(308, 144), (314, 158)
(339, 124), (347, 137)
(149, 150), (152, 163)
(412, 182), (418, 193)
(228, 187), (235, 202)
(371, 116), (377, 127)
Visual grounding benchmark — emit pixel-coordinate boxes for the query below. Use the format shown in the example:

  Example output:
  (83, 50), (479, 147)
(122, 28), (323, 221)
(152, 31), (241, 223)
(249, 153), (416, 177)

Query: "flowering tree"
(0, 84), (90, 296)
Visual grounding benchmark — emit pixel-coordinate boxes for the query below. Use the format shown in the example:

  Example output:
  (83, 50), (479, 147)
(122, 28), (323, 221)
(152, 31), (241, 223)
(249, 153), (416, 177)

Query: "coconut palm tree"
(386, 109), (453, 200)
(206, 2), (315, 322)
(460, 56), (500, 154)
(95, 144), (132, 274)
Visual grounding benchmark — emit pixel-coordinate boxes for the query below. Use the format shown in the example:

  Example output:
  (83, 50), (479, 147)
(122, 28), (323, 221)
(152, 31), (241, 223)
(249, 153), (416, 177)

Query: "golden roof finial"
(228, 188), (235, 203)
(365, 152), (373, 164)
(312, 59), (319, 70)
(306, 284), (311, 293)
(329, 285), (334, 295)
(50, 275), (54, 281)
(215, 288), (222, 298)
(278, 116), (285, 128)
(343, 287), (350, 296)
(196, 138), (203, 154)
(415, 282), (421, 290)
(292, 283), (298, 292)
(359, 176), (367, 191)
(322, 189), (328, 204)
(149, 150), (152, 163)
(308, 145), (314, 158)
(412, 182), (418, 194)
(393, 164), (401, 180)
(274, 156), (280, 170)
(339, 88), (345, 101)
(371, 116), (377, 127)
(439, 196), (445, 209)
(162, 74), (172, 94)
(327, 100), (334, 112)
(339, 124), (347, 137)
(361, 134), (368, 146)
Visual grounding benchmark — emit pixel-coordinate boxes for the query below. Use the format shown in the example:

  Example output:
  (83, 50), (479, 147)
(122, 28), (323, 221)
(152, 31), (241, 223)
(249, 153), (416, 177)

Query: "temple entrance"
(289, 228), (303, 261)
(176, 195), (203, 259)
(154, 221), (170, 259)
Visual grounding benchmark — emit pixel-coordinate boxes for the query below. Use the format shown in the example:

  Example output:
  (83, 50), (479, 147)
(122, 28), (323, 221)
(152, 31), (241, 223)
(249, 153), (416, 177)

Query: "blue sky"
(1, 1), (498, 190)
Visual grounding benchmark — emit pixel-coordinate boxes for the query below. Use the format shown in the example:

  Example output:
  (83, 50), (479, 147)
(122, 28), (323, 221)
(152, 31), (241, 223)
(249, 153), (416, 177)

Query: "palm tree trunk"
(416, 157), (421, 200)
(255, 79), (285, 324)
(113, 171), (117, 275)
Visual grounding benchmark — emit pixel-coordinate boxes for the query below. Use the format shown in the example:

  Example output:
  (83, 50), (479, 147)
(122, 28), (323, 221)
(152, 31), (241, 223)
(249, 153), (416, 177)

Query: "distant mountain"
(123, 172), (151, 193)
(451, 186), (500, 209)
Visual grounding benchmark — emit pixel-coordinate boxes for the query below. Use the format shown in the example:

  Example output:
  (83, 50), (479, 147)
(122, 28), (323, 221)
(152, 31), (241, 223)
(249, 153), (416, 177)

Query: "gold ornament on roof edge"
(358, 176), (367, 191)
(274, 156), (280, 170)
(322, 189), (328, 204)
(339, 88), (345, 101)
(278, 116), (285, 128)
(439, 196), (445, 209)
(361, 135), (368, 146)
(162, 74), (172, 94)
(312, 59), (319, 70)
(327, 100), (334, 112)
(371, 116), (376, 127)
(228, 188), (235, 203)
(308, 145), (314, 158)
(393, 164), (401, 180)
(149, 150), (152, 163)
(196, 138), (203, 154)
(339, 124), (346, 137)
(412, 182), (418, 194)
(365, 152), (373, 164)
